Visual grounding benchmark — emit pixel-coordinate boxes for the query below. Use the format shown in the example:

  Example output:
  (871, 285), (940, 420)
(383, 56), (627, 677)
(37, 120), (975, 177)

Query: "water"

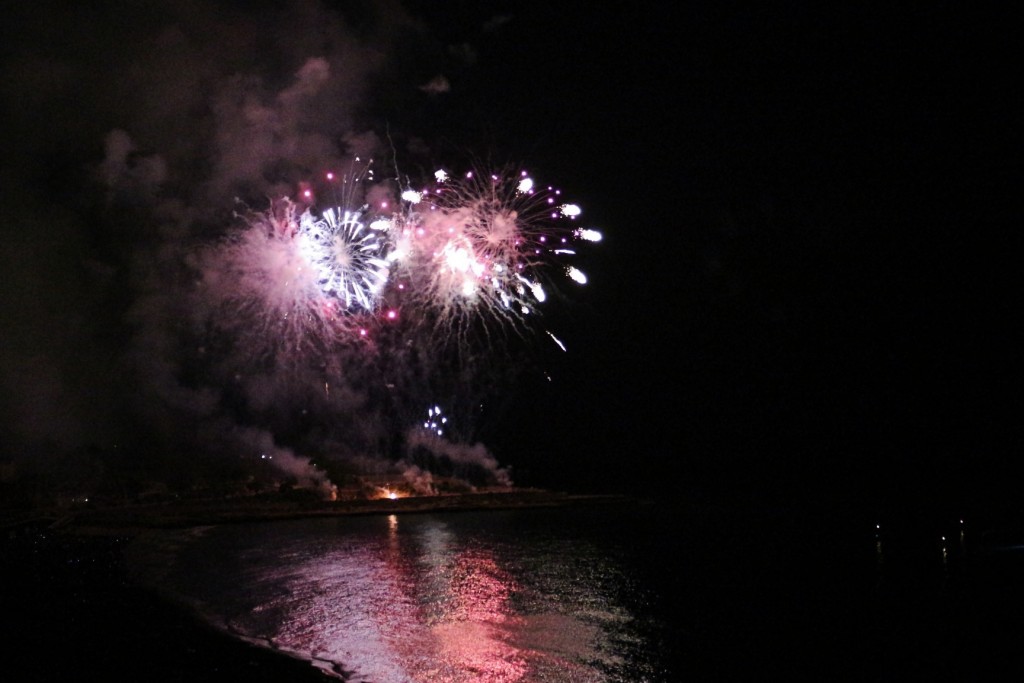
(125, 500), (1024, 681)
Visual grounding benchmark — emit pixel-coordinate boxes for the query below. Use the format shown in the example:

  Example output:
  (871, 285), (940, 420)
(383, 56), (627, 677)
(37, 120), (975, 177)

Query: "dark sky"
(464, 3), (1021, 510)
(1, 2), (1019, 513)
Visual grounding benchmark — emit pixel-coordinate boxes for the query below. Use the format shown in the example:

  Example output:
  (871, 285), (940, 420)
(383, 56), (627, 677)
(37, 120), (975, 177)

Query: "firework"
(195, 198), (375, 362)
(193, 160), (601, 474)
(298, 206), (390, 311)
(383, 166), (599, 342)
(421, 404), (448, 437)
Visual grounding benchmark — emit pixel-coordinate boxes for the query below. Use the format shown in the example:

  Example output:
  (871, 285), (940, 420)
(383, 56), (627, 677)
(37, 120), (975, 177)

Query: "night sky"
(1, 2), (1019, 518)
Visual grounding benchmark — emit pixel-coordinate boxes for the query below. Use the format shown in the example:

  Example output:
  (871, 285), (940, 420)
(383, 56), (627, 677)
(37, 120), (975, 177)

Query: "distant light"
(560, 203), (582, 218)
(402, 189), (422, 203)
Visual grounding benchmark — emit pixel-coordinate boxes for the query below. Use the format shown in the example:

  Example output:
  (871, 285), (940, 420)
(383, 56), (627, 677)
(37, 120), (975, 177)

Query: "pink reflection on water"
(377, 518), (527, 682)
(149, 516), (618, 682)
(423, 550), (527, 681)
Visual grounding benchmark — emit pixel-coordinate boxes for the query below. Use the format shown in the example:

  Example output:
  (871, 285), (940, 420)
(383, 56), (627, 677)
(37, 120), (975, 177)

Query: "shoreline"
(27, 487), (632, 536)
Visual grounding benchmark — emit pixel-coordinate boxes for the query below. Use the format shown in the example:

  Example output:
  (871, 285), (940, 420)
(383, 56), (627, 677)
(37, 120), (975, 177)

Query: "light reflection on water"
(128, 508), (665, 682)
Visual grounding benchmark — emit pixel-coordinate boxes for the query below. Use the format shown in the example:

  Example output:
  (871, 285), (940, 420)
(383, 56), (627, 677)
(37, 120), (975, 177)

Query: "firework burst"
(192, 159), (600, 452)
(195, 198), (373, 363)
(298, 206), (390, 311)
(384, 166), (600, 344)
(195, 161), (600, 359)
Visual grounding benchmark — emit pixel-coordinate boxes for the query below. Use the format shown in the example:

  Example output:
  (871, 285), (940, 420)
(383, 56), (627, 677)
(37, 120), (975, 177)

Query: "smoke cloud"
(0, 0), (519, 497)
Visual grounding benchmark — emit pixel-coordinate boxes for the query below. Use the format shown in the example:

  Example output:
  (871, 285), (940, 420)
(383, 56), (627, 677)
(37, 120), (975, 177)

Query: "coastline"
(40, 488), (631, 536)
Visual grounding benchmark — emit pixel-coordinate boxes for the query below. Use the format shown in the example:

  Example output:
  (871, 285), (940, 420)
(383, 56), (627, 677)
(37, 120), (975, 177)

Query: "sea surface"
(124, 500), (1024, 681)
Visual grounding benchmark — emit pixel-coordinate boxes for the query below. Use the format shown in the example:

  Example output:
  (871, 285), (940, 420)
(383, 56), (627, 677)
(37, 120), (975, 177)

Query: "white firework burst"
(299, 207), (390, 311)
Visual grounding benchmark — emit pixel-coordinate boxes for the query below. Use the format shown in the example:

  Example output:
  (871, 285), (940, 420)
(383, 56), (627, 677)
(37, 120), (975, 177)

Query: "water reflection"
(137, 512), (640, 682)
(382, 517), (528, 681)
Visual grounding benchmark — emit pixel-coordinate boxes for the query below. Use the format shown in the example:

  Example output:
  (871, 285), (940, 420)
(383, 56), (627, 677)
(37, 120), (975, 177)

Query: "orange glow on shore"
(374, 487), (403, 500)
